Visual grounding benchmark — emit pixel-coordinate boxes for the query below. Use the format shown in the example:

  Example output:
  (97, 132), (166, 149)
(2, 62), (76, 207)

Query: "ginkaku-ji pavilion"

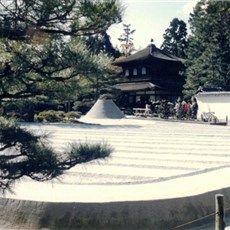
(113, 43), (185, 108)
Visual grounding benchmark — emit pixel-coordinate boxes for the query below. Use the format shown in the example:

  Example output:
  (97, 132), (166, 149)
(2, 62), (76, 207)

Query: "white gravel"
(3, 117), (230, 203)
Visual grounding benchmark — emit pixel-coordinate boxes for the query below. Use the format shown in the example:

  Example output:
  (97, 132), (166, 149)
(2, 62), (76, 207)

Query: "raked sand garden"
(1, 117), (230, 229)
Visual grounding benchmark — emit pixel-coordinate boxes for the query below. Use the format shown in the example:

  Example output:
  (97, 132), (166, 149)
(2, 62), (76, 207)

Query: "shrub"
(65, 111), (82, 120)
(35, 110), (82, 122)
(35, 110), (64, 122)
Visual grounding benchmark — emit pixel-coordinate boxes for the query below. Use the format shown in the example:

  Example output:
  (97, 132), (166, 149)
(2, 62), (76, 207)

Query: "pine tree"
(0, 0), (122, 192)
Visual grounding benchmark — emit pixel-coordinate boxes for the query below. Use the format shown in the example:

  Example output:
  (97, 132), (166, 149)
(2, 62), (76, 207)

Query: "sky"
(107, 0), (199, 50)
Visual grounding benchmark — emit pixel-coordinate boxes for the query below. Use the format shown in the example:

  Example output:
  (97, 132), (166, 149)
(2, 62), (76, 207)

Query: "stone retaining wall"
(1, 187), (230, 230)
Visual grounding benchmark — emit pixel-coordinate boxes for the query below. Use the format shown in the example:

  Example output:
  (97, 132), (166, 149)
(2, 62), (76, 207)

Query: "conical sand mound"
(84, 99), (125, 119)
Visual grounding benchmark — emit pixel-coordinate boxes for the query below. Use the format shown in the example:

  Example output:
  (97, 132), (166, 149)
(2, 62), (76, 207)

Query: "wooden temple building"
(113, 44), (185, 108)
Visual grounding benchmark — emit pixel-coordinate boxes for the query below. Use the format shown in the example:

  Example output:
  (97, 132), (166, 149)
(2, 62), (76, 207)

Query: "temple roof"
(113, 44), (183, 66)
(115, 82), (160, 91)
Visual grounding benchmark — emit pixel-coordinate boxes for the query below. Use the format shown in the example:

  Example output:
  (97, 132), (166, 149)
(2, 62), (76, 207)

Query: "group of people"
(135, 96), (199, 120)
(174, 96), (198, 120)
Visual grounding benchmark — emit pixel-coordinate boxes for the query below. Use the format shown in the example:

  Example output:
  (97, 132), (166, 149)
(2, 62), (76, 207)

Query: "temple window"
(125, 69), (129, 76)
(133, 68), (137, 76)
(141, 67), (146, 75)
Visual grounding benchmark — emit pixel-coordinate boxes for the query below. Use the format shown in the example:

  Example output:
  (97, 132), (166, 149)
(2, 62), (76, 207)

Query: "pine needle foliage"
(0, 117), (113, 193)
(0, 0), (122, 192)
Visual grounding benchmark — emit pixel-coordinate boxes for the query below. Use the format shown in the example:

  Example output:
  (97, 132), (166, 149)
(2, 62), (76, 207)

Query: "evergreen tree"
(184, 0), (230, 97)
(0, 0), (122, 192)
(118, 24), (136, 56)
(73, 32), (121, 114)
(86, 32), (121, 58)
(161, 18), (187, 58)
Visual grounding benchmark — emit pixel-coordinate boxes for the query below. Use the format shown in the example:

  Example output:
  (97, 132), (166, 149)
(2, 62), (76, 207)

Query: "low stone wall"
(196, 92), (230, 120)
(1, 187), (230, 230)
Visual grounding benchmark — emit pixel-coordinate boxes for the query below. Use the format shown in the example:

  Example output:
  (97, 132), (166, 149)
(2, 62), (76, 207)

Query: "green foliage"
(0, 0), (122, 112)
(0, 0), (122, 192)
(73, 98), (95, 115)
(0, 116), (60, 191)
(67, 142), (113, 163)
(72, 68), (120, 114)
(184, 0), (230, 97)
(86, 32), (121, 58)
(0, 0), (122, 105)
(2, 99), (37, 122)
(34, 110), (82, 122)
(34, 110), (64, 122)
(161, 18), (188, 58)
(0, 0), (122, 40)
(0, 37), (114, 104)
(0, 116), (113, 192)
(65, 111), (82, 120)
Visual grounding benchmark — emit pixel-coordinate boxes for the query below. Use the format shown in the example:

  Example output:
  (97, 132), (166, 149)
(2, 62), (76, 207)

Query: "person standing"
(182, 99), (190, 119)
(191, 97), (198, 119)
(174, 97), (182, 119)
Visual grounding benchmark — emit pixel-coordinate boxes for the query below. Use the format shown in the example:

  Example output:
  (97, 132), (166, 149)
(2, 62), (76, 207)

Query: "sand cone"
(84, 99), (125, 119)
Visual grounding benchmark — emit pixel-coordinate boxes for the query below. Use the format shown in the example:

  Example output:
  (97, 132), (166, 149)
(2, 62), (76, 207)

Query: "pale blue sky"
(107, 0), (198, 50)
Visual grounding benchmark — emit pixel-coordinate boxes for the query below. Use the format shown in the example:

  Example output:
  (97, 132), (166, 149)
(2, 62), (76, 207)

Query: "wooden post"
(215, 194), (225, 230)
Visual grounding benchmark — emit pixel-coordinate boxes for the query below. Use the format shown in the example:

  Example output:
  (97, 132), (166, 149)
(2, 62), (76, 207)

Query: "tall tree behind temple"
(86, 32), (121, 58)
(118, 24), (135, 56)
(184, 0), (230, 97)
(161, 18), (187, 59)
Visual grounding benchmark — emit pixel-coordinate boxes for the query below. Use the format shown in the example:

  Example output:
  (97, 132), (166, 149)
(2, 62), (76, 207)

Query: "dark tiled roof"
(113, 44), (183, 65)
